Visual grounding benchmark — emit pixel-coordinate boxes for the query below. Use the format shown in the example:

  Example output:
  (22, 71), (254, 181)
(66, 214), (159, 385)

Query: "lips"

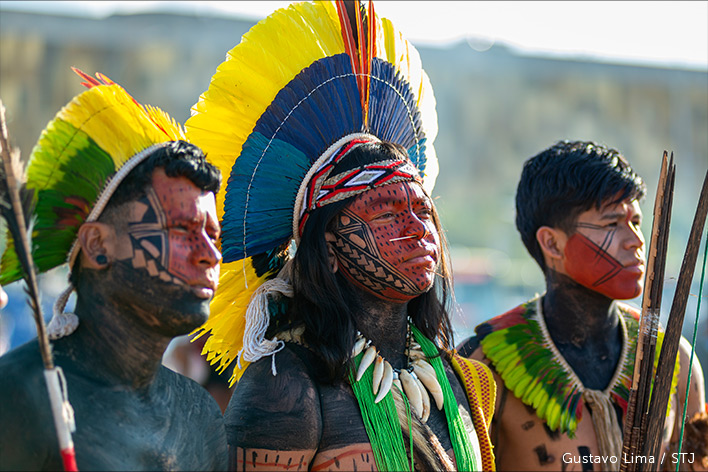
(402, 246), (438, 266)
(188, 276), (218, 299)
(622, 260), (645, 274)
(190, 286), (215, 299)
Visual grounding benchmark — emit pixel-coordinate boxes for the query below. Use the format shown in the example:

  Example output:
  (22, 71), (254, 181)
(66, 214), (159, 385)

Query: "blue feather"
(222, 54), (429, 262)
(368, 58), (425, 169)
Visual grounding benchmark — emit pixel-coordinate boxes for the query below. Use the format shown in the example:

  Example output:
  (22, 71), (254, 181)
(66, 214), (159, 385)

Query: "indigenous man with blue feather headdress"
(186, 1), (496, 470)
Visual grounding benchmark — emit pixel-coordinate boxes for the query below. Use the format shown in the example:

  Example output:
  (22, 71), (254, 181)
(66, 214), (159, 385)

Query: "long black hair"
(269, 141), (456, 383)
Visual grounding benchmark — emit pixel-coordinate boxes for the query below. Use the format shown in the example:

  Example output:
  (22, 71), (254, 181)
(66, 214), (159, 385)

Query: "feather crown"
(185, 0), (439, 383)
(0, 69), (184, 285)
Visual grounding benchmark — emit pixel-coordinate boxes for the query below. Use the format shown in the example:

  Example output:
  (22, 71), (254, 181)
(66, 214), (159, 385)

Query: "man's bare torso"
(469, 346), (681, 471)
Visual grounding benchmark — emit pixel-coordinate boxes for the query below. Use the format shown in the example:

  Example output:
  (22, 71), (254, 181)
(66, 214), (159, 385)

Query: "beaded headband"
(295, 133), (421, 239)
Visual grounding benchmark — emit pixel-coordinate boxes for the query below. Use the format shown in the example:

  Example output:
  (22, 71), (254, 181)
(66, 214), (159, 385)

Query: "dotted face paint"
(331, 181), (439, 303)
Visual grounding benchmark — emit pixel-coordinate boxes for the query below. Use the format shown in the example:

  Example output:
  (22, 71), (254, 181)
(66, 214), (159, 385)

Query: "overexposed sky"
(1, 1), (707, 70)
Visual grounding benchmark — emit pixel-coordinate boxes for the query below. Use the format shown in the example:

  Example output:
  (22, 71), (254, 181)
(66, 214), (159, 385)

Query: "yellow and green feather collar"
(478, 296), (679, 437)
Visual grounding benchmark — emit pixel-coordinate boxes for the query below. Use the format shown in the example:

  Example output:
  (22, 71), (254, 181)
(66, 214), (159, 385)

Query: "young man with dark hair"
(0, 80), (228, 470)
(458, 140), (706, 471)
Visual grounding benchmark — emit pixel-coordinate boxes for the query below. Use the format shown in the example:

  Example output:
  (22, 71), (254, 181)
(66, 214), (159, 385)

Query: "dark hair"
(70, 140), (221, 285)
(269, 141), (455, 383)
(103, 140), (221, 210)
(515, 140), (646, 272)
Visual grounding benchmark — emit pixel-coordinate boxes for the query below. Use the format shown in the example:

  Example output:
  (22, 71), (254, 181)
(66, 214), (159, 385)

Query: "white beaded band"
(292, 132), (380, 244)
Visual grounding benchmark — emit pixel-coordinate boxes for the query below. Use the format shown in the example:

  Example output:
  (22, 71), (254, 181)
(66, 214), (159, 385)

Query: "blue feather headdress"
(185, 0), (438, 383)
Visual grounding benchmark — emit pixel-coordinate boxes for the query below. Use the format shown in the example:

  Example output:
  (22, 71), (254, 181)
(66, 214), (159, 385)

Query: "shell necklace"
(351, 324), (444, 423)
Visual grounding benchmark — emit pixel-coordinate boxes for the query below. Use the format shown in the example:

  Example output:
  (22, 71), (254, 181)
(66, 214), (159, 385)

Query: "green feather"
(0, 119), (114, 284)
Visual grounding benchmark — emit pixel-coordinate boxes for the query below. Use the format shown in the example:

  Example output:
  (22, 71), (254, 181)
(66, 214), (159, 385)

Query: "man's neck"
(542, 270), (623, 390)
(58, 277), (172, 392)
(353, 291), (410, 370)
(543, 270), (619, 345)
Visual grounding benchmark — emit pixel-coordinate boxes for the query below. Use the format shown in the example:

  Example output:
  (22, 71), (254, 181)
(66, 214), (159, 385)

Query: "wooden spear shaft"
(0, 104), (52, 368)
(621, 152), (674, 472)
(0, 102), (78, 471)
(643, 168), (708, 468)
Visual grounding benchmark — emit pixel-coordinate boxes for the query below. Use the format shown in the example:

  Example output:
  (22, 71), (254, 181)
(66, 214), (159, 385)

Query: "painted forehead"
(150, 169), (217, 223)
(348, 181), (431, 209)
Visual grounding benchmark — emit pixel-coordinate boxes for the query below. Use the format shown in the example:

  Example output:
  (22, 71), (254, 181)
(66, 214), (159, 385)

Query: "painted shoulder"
(224, 343), (323, 451)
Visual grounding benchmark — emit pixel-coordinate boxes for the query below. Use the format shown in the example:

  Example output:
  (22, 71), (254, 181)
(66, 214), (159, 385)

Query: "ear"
(77, 222), (116, 269)
(324, 231), (339, 274)
(536, 226), (567, 270)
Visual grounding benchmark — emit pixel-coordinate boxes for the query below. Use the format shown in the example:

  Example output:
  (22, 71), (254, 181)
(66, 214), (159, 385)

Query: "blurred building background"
(0, 6), (706, 395)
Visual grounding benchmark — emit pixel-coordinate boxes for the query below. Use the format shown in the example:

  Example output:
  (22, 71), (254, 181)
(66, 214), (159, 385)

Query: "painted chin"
(607, 263), (645, 298)
(573, 268), (644, 300)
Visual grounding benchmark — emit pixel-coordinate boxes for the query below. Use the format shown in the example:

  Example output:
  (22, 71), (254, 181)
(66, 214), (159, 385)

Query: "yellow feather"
(186, 1), (344, 183)
(144, 104), (186, 141)
(59, 85), (174, 166)
(191, 257), (275, 385)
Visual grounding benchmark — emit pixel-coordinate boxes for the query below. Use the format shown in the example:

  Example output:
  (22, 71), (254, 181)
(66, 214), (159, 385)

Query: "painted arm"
(224, 347), (322, 472)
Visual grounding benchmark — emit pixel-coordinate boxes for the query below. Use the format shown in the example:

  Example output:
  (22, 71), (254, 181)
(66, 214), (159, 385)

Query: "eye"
(372, 211), (395, 221)
(170, 224), (190, 233)
(416, 207), (433, 219)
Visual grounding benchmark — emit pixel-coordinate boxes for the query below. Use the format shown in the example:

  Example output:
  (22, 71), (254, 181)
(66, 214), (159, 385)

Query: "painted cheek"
(373, 220), (406, 263)
(166, 230), (194, 282)
(564, 233), (643, 300)
(333, 217), (421, 303)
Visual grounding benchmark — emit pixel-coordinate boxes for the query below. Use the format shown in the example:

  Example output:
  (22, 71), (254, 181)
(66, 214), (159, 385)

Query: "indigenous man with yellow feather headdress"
(0, 71), (227, 471)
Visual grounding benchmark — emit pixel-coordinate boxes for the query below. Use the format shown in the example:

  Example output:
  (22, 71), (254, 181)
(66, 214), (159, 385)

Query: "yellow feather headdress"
(0, 69), (185, 337)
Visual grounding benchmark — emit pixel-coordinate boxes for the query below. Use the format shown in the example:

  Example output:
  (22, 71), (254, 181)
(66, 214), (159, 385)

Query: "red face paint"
(561, 198), (645, 300)
(121, 169), (221, 300)
(565, 232), (644, 300)
(563, 230), (644, 300)
(332, 181), (440, 303)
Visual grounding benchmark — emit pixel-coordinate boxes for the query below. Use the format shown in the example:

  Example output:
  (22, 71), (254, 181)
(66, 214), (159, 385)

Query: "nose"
(624, 221), (645, 251)
(401, 212), (430, 240)
(192, 232), (221, 268)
